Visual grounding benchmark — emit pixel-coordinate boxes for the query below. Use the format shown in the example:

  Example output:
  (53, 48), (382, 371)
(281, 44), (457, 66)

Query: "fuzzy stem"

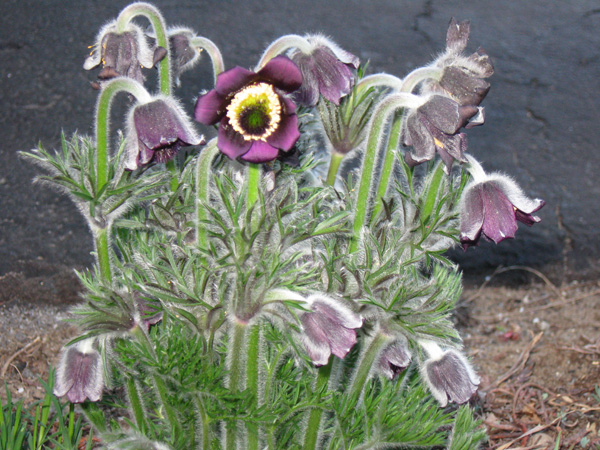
(190, 36), (225, 84)
(255, 34), (311, 70)
(247, 163), (260, 209)
(357, 73), (404, 91)
(195, 394), (211, 450)
(246, 324), (261, 450)
(348, 93), (423, 253)
(400, 66), (443, 93)
(196, 141), (219, 251)
(94, 227), (112, 283)
(326, 152), (344, 186)
(130, 326), (180, 434)
(116, 2), (171, 95)
(94, 77), (150, 192)
(226, 321), (247, 450)
(371, 110), (404, 221)
(345, 333), (389, 408)
(302, 360), (333, 450)
(126, 377), (147, 433)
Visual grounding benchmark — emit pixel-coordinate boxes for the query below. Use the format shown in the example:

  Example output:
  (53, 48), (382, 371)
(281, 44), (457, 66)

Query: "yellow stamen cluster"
(226, 83), (281, 141)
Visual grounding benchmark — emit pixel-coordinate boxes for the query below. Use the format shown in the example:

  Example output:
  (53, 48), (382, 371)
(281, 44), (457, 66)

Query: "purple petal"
(266, 112), (300, 151)
(54, 345), (103, 403)
(217, 118), (252, 160)
(460, 183), (485, 246)
(446, 18), (470, 53)
(480, 183), (518, 243)
(406, 113), (436, 164)
(258, 55), (303, 93)
(440, 67), (490, 107)
(419, 96), (477, 135)
(240, 139), (280, 163)
(312, 47), (355, 105)
(194, 89), (227, 125)
(215, 66), (256, 96)
(469, 48), (494, 77)
(310, 300), (362, 329)
(328, 326), (357, 359)
(425, 351), (479, 406)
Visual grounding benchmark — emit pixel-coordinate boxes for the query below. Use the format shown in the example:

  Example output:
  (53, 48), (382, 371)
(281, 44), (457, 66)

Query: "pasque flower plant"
(23, 5), (545, 450)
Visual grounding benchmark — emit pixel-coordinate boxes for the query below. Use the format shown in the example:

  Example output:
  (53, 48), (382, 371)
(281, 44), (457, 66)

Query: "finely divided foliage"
(21, 4), (545, 449)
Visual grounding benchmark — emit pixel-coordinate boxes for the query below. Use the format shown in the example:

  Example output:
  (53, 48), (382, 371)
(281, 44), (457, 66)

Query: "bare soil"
(1, 266), (599, 450)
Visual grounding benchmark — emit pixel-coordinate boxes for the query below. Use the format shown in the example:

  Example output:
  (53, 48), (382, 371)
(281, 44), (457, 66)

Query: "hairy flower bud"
(54, 339), (104, 403)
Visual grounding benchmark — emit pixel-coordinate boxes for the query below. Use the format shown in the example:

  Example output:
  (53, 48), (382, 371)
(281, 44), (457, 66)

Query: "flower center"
(226, 83), (281, 141)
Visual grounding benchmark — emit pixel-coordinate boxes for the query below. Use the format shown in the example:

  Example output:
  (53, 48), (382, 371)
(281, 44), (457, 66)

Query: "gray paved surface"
(1, 0), (599, 280)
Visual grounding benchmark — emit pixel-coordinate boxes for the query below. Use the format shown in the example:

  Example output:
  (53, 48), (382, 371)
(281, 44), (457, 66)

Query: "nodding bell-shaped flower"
(168, 28), (201, 86)
(404, 94), (480, 172)
(377, 339), (412, 380)
(84, 21), (155, 85)
(419, 340), (479, 407)
(194, 55), (302, 163)
(299, 294), (363, 366)
(125, 95), (204, 170)
(54, 339), (104, 403)
(289, 34), (359, 107)
(460, 155), (545, 248)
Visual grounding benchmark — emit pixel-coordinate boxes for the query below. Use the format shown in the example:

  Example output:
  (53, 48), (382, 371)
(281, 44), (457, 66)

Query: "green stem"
(68, 403), (75, 442)
(116, 2), (171, 95)
(94, 77), (150, 192)
(94, 227), (112, 283)
(196, 141), (219, 251)
(345, 333), (389, 409)
(247, 163), (260, 209)
(130, 326), (180, 434)
(325, 152), (344, 186)
(166, 159), (178, 192)
(302, 360), (333, 450)
(255, 34), (311, 70)
(348, 93), (421, 253)
(195, 394), (211, 450)
(126, 377), (147, 433)
(226, 321), (247, 450)
(246, 324), (261, 450)
(190, 36), (225, 84)
(371, 111), (404, 221)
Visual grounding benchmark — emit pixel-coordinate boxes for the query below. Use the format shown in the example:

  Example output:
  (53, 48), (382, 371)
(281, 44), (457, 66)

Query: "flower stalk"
(302, 360), (333, 450)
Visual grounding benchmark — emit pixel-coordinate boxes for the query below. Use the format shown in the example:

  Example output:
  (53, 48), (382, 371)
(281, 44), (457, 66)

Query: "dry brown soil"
(1, 265), (599, 450)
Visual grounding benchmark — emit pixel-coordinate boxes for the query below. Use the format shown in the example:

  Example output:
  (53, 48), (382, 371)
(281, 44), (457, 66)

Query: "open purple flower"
(377, 339), (412, 380)
(289, 34), (359, 107)
(54, 339), (104, 403)
(125, 96), (204, 170)
(84, 21), (154, 85)
(194, 55), (302, 163)
(299, 294), (363, 366)
(404, 95), (480, 171)
(460, 172), (545, 248)
(422, 348), (480, 407)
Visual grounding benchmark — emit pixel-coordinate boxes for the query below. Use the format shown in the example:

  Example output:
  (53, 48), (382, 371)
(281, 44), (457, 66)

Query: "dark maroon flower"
(422, 348), (480, 407)
(84, 22), (154, 85)
(194, 55), (302, 163)
(299, 294), (363, 366)
(54, 340), (104, 403)
(460, 173), (545, 248)
(169, 29), (200, 85)
(290, 35), (359, 107)
(404, 95), (479, 171)
(125, 96), (204, 170)
(377, 340), (411, 380)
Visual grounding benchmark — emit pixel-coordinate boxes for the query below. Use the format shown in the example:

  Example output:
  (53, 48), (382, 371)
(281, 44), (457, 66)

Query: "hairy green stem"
(195, 394), (211, 450)
(302, 360), (333, 450)
(94, 227), (112, 283)
(246, 324), (261, 450)
(196, 141), (219, 251)
(371, 111), (404, 221)
(226, 321), (247, 450)
(255, 34), (311, 70)
(247, 162), (260, 209)
(116, 2), (171, 95)
(126, 377), (147, 433)
(349, 93), (422, 253)
(345, 333), (389, 409)
(326, 152), (344, 186)
(191, 36), (225, 84)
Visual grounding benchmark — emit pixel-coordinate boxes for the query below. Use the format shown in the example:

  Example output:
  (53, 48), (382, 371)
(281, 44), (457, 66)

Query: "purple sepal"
(378, 340), (411, 380)
(54, 341), (104, 404)
(423, 349), (479, 407)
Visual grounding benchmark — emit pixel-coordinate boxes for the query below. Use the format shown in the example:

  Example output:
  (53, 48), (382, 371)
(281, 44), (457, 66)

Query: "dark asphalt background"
(1, 0), (599, 284)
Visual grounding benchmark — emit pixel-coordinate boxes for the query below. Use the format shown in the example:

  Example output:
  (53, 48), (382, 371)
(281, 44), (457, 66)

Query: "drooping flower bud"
(377, 339), (412, 380)
(54, 339), (104, 403)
